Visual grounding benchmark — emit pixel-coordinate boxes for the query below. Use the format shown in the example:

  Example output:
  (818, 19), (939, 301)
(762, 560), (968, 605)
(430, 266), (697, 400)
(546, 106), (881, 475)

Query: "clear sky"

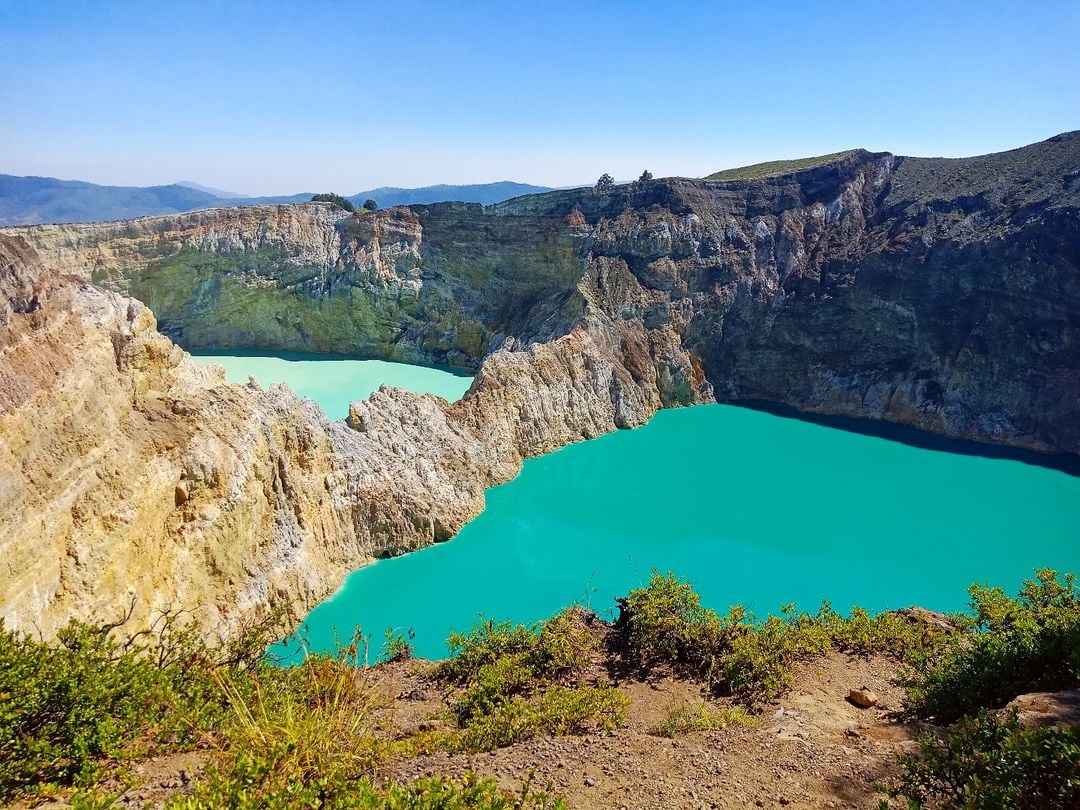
(1, 0), (1077, 195)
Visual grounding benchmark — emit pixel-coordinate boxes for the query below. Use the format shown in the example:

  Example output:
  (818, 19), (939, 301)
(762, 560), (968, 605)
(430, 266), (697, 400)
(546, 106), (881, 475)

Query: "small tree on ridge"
(311, 193), (355, 212)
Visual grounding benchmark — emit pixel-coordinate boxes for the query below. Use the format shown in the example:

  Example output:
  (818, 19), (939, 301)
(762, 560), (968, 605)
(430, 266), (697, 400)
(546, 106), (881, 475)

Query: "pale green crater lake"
(197, 353), (1080, 662)
(190, 350), (474, 416)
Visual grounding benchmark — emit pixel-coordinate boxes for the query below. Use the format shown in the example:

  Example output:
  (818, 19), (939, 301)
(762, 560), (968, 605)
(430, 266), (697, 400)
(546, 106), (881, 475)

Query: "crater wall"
(2, 133), (1077, 639)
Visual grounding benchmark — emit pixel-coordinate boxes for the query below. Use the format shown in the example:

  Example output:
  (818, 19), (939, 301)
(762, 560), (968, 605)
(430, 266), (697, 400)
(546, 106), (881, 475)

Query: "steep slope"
(1, 132), (1077, 640)
(7, 203), (589, 367)
(0, 233), (357, 638)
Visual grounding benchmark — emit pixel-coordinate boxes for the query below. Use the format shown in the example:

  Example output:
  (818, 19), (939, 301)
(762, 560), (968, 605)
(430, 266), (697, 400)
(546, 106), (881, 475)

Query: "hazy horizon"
(0, 173), (558, 198)
(2, 0), (1077, 196)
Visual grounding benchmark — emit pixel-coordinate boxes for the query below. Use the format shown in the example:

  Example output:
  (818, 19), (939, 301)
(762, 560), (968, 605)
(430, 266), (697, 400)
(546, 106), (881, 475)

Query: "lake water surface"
(201, 353), (1080, 661)
(191, 350), (473, 417)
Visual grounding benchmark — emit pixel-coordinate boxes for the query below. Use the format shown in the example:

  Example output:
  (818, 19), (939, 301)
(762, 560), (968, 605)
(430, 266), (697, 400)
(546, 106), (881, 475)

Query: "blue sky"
(1, 0), (1077, 194)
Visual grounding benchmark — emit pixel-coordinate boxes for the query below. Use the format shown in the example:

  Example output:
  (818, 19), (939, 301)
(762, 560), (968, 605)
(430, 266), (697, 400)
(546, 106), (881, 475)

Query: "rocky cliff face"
(0, 233), (352, 638)
(0, 229), (689, 638)
(2, 133), (1077, 639)
(17, 202), (587, 370)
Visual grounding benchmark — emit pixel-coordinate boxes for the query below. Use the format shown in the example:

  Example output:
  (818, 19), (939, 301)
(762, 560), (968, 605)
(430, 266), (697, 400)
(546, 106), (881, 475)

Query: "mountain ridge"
(0, 175), (554, 226)
(176, 180), (247, 198)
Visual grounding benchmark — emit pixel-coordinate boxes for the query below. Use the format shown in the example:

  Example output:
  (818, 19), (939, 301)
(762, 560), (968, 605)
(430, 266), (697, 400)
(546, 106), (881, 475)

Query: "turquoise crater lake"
(190, 350), (474, 417)
(211, 355), (1080, 662)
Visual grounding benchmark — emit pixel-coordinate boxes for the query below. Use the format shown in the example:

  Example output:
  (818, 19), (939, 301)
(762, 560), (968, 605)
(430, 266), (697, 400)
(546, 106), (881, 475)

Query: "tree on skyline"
(311, 193), (355, 212)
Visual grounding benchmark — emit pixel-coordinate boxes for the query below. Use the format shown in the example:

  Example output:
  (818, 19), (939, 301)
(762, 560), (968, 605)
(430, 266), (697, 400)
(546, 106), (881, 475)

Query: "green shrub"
(452, 653), (536, 723)
(379, 628), (415, 663)
(452, 696), (536, 752)
(533, 608), (598, 678)
(383, 772), (565, 810)
(0, 607), (303, 802)
(310, 193), (356, 213)
(0, 619), (214, 799)
(615, 571), (725, 674)
(718, 607), (831, 701)
(529, 685), (625, 736)
(453, 686), (626, 752)
(906, 570), (1080, 722)
(168, 743), (564, 809)
(0, 622), (141, 795)
(617, 572), (953, 705)
(817, 604), (954, 661)
(615, 574), (828, 702)
(437, 619), (535, 685)
(895, 710), (1080, 809)
(434, 610), (620, 752)
(167, 741), (360, 809)
(69, 788), (124, 809)
(438, 609), (596, 690)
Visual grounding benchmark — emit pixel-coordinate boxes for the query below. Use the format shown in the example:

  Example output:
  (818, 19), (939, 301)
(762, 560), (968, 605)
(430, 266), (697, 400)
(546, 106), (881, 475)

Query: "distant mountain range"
(176, 180), (247, 199)
(0, 175), (554, 226)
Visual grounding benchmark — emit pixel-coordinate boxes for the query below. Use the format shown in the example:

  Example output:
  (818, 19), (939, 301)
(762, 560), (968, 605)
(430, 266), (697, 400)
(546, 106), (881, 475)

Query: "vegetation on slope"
(896, 710), (1079, 808)
(885, 130), (1080, 214)
(895, 569), (1080, 808)
(114, 244), (494, 366)
(614, 571), (953, 703)
(433, 609), (626, 752)
(704, 150), (858, 181)
(1, 571), (1077, 807)
(904, 569), (1080, 723)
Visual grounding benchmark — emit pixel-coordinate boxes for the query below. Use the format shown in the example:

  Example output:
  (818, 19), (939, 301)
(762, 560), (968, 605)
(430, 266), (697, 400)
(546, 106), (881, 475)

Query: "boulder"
(1005, 691), (1080, 728)
(847, 688), (878, 709)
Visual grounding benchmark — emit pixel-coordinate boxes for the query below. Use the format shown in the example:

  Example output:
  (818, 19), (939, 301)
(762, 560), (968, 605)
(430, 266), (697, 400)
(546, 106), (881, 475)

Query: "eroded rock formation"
(2, 132), (1077, 639)
(0, 230), (689, 639)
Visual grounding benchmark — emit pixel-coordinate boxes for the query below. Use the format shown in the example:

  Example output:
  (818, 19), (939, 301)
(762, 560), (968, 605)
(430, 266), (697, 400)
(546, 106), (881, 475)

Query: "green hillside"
(705, 150), (859, 181)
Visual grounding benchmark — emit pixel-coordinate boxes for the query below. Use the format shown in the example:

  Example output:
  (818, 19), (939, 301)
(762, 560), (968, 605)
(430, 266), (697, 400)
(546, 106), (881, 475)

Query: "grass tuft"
(434, 608), (623, 752)
(651, 699), (757, 738)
